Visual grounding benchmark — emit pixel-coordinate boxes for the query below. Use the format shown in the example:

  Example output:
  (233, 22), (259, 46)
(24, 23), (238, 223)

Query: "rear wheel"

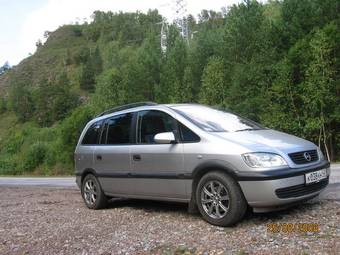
(81, 174), (108, 209)
(196, 171), (247, 226)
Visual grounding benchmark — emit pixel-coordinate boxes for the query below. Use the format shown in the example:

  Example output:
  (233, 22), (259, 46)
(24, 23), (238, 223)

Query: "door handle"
(96, 155), (102, 160)
(133, 154), (141, 161)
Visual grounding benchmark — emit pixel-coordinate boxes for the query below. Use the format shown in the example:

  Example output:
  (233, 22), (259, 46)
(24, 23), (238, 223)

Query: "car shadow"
(243, 198), (324, 224)
(105, 197), (325, 225)
(106, 198), (189, 214)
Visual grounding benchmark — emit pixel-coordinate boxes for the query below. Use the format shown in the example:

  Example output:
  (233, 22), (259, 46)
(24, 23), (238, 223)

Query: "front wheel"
(196, 171), (247, 226)
(81, 174), (108, 209)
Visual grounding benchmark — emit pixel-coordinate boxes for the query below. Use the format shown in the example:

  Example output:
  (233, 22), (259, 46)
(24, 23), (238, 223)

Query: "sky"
(0, 0), (240, 66)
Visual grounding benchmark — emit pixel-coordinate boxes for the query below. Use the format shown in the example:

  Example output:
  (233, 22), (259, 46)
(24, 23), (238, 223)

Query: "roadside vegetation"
(0, 0), (339, 175)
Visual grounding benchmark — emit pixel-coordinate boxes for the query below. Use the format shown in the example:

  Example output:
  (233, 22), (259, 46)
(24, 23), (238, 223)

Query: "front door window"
(138, 110), (176, 144)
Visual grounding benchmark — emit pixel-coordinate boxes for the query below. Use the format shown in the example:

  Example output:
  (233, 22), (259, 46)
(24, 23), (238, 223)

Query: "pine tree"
(303, 23), (338, 160)
(199, 56), (226, 107)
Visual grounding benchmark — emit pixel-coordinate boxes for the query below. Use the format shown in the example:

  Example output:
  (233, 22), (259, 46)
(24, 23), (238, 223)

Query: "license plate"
(305, 169), (327, 184)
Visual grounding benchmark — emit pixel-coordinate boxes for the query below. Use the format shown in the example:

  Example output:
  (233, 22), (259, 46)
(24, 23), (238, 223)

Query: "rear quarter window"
(104, 113), (133, 145)
(81, 121), (103, 145)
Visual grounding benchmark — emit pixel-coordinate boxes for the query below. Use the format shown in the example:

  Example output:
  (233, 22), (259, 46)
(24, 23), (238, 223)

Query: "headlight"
(242, 152), (288, 168)
(317, 147), (325, 160)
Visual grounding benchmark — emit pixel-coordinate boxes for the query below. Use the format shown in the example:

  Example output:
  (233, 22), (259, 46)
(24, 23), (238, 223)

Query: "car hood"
(212, 129), (316, 154)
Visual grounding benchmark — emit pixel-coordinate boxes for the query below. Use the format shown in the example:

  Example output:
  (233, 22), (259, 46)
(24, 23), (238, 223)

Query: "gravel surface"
(0, 186), (339, 255)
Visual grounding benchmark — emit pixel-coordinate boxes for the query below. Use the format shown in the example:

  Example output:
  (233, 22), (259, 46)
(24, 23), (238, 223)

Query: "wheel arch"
(189, 161), (240, 210)
(80, 168), (97, 185)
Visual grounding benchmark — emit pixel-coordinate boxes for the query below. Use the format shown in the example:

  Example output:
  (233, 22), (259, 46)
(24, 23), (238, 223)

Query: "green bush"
(43, 142), (58, 167)
(72, 46), (89, 64)
(2, 132), (24, 155)
(23, 142), (48, 172)
(0, 105), (93, 175)
(59, 105), (94, 148)
(0, 157), (20, 175)
(0, 97), (7, 113)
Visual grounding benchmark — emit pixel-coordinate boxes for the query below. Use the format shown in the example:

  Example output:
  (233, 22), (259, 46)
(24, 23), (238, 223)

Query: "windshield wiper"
(235, 128), (262, 132)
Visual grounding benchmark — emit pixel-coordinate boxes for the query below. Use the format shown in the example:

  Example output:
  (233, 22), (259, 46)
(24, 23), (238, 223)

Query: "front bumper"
(238, 160), (330, 209)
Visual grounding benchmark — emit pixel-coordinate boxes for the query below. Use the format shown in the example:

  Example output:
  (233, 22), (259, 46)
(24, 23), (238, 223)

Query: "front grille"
(288, 150), (318, 164)
(275, 178), (329, 199)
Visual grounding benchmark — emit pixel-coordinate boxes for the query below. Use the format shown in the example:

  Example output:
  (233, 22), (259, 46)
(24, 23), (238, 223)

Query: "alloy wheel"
(83, 179), (97, 206)
(200, 180), (230, 219)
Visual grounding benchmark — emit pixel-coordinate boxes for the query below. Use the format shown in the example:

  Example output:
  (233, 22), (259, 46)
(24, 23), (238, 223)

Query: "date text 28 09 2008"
(267, 223), (320, 233)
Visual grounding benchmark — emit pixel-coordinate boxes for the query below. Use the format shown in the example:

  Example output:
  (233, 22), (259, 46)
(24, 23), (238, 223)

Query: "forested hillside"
(0, 0), (339, 175)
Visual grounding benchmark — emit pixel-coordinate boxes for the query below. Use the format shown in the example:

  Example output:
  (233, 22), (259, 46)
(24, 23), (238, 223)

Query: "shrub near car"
(75, 102), (330, 226)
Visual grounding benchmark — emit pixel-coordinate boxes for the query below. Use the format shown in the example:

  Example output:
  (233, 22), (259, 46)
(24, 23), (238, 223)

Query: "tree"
(199, 56), (226, 107)
(302, 23), (338, 160)
(262, 58), (303, 134)
(52, 72), (79, 121)
(34, 73), (78, 126)
(9, 83), (35, 122)
(158, 37), (187, 103)
(79, 63), (95, 91)
(79, 47), (103, 91)
(0, 61), (10, 75)
(36, 39), (43, 49)
(90, 47), (103, 75)
(93, 68), (127, 111)
(280, 0), (339, 49)
(186, 13), (225, 96)
(72, 46), (90, 64)
(44, 31), (51, 39)
(181, 66), (196, 102)
(130, 31), (161, 101)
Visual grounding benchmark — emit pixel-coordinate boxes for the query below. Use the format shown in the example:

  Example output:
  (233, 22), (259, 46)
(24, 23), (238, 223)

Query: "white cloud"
(7, 0), (240, 65)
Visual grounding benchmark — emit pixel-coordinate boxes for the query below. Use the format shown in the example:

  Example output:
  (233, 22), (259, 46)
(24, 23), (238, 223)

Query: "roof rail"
(96, 102), (158, 117)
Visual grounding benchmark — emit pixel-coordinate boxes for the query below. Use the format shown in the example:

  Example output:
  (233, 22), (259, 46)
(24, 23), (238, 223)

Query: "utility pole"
(173, 0), (189, 44)
(160, 19), (168, 54)
(159, 0), (189, 54)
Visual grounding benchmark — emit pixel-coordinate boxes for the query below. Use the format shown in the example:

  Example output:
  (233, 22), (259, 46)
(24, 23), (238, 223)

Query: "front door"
(130, 110), (187, 199)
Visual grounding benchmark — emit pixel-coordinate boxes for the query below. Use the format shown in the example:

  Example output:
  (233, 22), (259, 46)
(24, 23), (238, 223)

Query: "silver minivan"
(75, 102), (330, 226)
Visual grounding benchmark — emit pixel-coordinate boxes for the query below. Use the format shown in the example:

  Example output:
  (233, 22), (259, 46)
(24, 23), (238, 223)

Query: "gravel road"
(0, 186), (339, 255)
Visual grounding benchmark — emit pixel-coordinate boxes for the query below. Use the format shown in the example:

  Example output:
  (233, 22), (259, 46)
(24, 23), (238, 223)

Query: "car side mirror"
(154, 132), (176, 144)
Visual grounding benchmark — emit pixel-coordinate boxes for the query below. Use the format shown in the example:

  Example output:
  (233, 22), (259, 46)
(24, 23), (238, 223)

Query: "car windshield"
(171, 105), (264, 132)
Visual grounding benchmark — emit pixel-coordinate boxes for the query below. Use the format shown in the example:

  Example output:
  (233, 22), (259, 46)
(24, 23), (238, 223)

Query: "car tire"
(196, 171), (247, 226)
(81, 174), (108, 209)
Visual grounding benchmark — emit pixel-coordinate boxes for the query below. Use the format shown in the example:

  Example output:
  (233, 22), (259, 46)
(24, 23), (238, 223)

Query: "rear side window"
(102, 113), (133, 145)
(178, 122), (200, 143)
(82, 121), (103, 145)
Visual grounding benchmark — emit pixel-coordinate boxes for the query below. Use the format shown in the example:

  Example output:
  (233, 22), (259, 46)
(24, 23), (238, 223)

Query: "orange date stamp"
(267, 223), (320, 233)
